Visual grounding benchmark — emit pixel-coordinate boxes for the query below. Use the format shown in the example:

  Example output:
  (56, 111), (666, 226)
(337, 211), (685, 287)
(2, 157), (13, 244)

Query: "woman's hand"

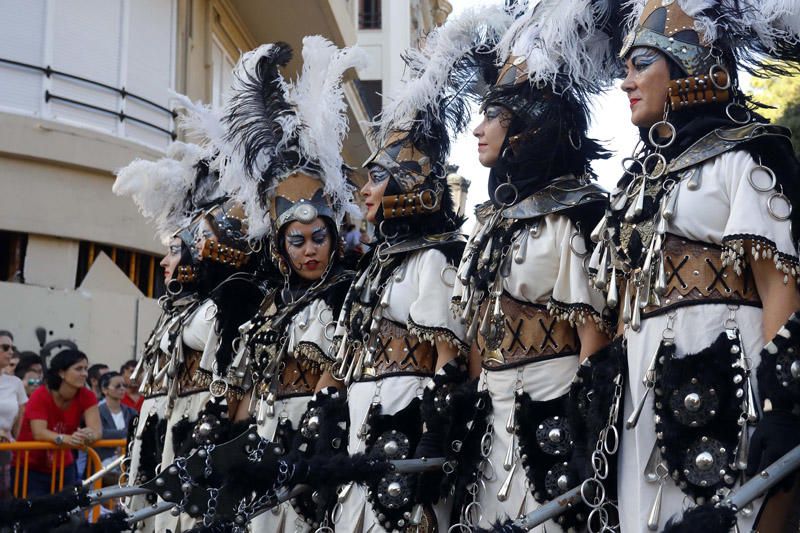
(65, 432), (85, 447)
(75, 427), (97, 444)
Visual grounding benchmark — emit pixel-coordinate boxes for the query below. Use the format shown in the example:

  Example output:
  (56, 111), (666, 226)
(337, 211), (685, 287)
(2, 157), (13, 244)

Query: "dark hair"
(0, 330), (13, 341)
(100, 371), (122, 391)
(88, 363), (109, 384)
(45, 349), (88, 390)
(120, 360), (137, 373)
(14, 353), (43, 380)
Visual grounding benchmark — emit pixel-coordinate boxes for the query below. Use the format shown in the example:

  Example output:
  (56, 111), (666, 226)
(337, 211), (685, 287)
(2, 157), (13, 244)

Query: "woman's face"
(159, 237), (183, 282)
(360, 167), (391, 223)
(193, 218), (216, 258)
(473, 105), (512, 167)
(621, 47), (672, 128)
(22, 370), (41, 396)
(282, 218), (332, 282)
(103, 375), (127, 401)
(59, 358), (88, 390)
(0, 335), (12, 370)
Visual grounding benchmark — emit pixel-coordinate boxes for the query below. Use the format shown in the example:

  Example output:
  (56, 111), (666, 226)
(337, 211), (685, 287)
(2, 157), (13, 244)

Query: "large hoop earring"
(166, 279), (183, 296)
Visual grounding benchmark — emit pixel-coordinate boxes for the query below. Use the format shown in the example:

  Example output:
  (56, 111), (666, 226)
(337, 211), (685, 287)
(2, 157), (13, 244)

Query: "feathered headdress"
(365, 4), (513, 221)
(113, 141), (206, 245)
(620, 0), (800, 79)
(496, 0), (626, 94)
(219, 37), (367, 240)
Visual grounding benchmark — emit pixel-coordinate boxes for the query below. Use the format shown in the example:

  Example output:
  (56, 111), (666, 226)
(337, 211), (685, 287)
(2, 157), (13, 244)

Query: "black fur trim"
(209, 274), (265, 376)
(517, 392), (587, 531)
(756, 311), (800, 412)
(362, 399), (423, 531)
(134, 411), (166, 485)
(654, 333), (744, 501)
(662, 503), (737, 533)
(568, 337), (626, 501)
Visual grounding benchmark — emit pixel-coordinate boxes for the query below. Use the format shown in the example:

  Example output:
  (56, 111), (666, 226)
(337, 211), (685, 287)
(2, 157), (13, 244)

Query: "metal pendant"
(686, 168), (702, 191)
(662, 185), (679, 221)
(626, 384), (650, 430)
(503, 434), (516, 471)
(631, 285), (642, 331)
(595, 246), (609, 290)
(622, 280), (633, 324)
(466, 306), (481, 345)
(734, 420), (749, 471)
(256, 395), (268, 425)
(647, 480), (663, 531)
(479, 236), (493, 268)
(500, 247), (513, 278)
(590, 212), (609, 243)
(628, 345), (660, 429)
(655, 251), (668, 296)
(497, 461), (517, 501)
(266, 392), (276, 418)
(607, 265), (619, 308)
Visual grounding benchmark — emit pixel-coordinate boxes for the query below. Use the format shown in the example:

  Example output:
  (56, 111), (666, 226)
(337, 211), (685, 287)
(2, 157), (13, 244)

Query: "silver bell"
(791, 360), (800, 379)
(548, 428), (563, 443)
(557, 474), (569, 491)
(307, 415), (320, 432)
(197, 421), (214, 437)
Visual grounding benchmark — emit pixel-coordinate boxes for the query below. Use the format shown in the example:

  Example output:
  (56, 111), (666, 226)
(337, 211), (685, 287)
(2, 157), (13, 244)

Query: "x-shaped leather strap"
(374, 337), (393, 365)
(400, 338), (421, 368)
(506, 318), (526, 352)
(538, 317), (558, 350)
(286, 364), (311, 390)
(666, 255), (689, 289)
(704, 257), (731, 293)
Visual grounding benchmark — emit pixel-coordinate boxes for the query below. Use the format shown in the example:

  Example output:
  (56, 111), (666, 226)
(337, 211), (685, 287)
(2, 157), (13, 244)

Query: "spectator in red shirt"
(119, 360), (143, 412)
(16, 350), (100, 496)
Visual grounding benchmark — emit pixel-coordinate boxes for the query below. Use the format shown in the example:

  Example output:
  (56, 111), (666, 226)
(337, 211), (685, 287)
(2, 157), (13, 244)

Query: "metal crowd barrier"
(0, 439), (127, 521)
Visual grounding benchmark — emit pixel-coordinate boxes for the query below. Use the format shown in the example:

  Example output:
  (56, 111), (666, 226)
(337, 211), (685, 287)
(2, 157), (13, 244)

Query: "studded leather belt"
(276, 356), (321, 398)
(476, 293), (580, 371)
(642, 234), (761, 317)
(178, 349), (208, 397)
(361, 319), (436, 379)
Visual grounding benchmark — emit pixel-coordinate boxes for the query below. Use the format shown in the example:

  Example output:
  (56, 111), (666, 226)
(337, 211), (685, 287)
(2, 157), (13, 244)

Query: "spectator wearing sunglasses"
(0, 331), (17, 377)
(0, 330), (26, 498)
(97, 372), (136, 464)
(14, 353), (43, 397)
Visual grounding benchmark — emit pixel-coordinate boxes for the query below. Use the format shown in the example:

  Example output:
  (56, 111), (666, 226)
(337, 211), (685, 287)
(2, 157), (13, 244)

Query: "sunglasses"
(0, 344), (12, 352)
(27, 378), (41, 386)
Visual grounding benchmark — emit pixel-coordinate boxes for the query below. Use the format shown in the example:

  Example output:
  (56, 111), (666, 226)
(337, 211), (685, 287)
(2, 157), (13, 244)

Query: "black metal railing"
(0, 57), (177, 140)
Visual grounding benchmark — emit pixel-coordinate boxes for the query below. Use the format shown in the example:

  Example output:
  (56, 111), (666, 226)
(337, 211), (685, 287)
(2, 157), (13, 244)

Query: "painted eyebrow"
(630, 48), (661, 67)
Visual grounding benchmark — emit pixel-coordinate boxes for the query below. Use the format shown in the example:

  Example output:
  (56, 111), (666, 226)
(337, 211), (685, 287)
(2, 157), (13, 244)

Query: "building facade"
(0, 0), (372, 370)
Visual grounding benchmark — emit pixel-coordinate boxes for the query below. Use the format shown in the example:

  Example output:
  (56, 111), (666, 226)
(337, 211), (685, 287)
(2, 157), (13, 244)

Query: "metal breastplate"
(477, 293), (580, 370)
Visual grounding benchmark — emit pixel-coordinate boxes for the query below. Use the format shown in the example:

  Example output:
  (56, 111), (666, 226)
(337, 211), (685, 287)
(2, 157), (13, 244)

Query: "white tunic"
(250, 297), (336, 533)
(337, 248), (466, 533)
(156, 298), (217, 533)
(456, 213), (605, 530)
(613, 150), (798, 531)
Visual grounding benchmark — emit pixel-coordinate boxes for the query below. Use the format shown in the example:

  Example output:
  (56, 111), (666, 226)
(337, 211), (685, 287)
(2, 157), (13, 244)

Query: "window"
(359, 0), (382, 29)
(75, 241), (164, 298)
(356, 79), (382, 121)
(210, 36), (236, 108)
(0, 230), (27, 283)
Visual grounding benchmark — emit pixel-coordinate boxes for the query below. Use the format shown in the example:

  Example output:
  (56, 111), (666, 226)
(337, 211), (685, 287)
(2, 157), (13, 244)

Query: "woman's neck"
(105, 396), (121, 411)
(55, 384), (77, 403)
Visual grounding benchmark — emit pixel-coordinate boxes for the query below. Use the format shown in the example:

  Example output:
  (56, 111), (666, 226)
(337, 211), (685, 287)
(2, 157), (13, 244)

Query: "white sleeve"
(289, 299), (337, 370)
(548, 215), (609, 331)
(407, 249), (467, 349)
(720, 150), (799, 282)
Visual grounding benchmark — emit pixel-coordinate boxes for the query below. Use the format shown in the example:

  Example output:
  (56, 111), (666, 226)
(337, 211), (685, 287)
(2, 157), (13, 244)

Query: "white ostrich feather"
(169, 90), (225, 155)
(375, 4), (513, 144)
(113, 142), (200, 245)
(496, 0), (618, 92)
(284, 35), (368, 225)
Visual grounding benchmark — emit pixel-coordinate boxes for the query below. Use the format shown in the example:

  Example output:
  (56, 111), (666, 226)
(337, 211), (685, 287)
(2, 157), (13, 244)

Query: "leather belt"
(643, 234), (761, 317)
(276, 356), (321, 398)
(476, 293), (580, 371)
(361, 319), (436, 379)
(178, 349), (208, 396)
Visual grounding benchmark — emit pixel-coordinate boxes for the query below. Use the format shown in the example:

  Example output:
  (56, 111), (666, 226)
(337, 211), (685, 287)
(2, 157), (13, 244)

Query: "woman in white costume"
(446, 2), (624, 529)
(327, 8), (514, 531)
(588, 0), (800, 530)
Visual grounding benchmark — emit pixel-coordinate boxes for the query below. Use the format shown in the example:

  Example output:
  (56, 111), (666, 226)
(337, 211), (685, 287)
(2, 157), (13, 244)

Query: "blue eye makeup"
(630, 48), (662, 72)
(311, 226), (328, 245)
(169, 245), (182, 255)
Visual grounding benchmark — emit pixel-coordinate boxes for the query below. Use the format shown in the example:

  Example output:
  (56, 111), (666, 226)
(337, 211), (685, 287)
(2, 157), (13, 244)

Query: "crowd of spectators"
(0, 329), (143, 499)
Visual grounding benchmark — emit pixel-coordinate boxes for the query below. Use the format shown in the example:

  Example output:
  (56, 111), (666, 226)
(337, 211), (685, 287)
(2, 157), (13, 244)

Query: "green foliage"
(750, 75), (800, 154)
